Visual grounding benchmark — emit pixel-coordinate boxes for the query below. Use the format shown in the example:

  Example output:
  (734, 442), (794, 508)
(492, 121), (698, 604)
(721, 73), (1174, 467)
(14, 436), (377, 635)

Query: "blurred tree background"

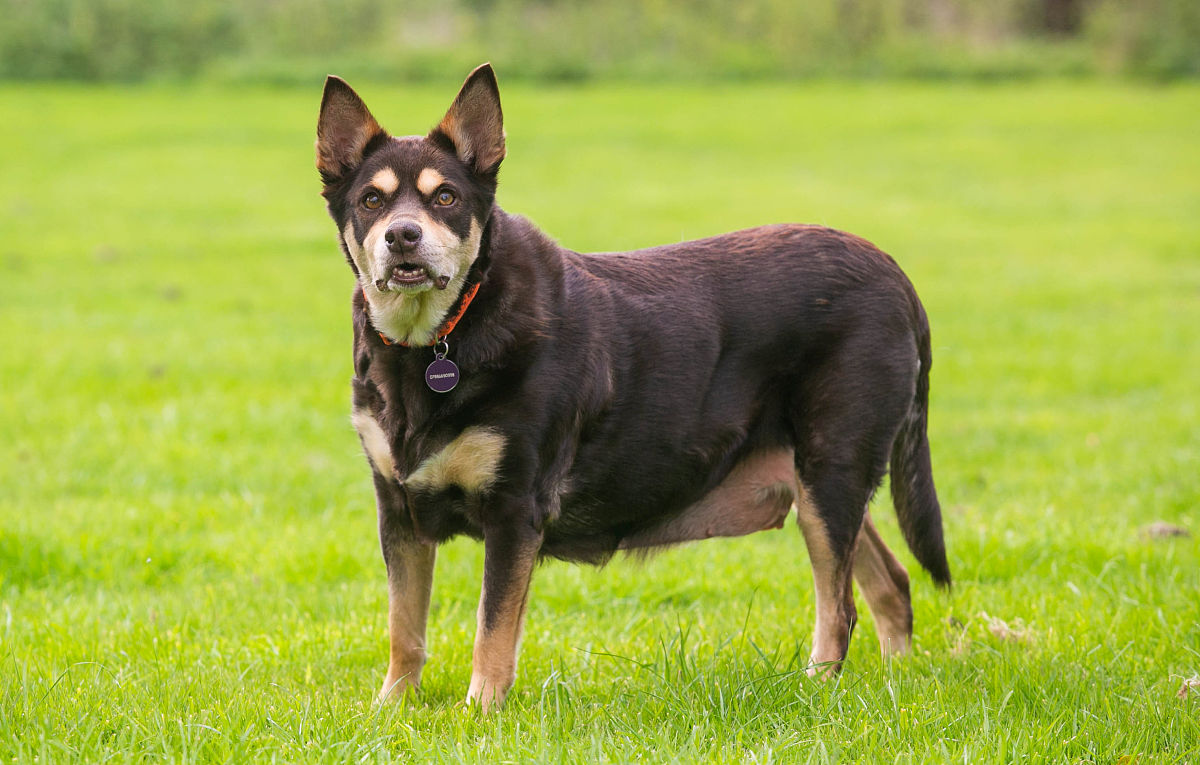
(0, 0), (1197, 83)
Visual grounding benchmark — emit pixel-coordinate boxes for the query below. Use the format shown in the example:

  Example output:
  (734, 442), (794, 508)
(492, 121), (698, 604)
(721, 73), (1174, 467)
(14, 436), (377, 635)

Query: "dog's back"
(474, 215), (945, 579)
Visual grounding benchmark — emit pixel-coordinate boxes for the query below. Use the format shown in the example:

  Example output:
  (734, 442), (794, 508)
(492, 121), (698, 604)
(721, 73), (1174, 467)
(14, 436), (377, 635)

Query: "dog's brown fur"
(317, 64), (950, 710)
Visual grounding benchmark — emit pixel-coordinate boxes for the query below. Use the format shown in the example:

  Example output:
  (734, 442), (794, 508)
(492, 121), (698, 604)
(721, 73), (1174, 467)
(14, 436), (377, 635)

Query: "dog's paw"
(376, 675), (420, 705)
(805, 656), (845, 680)
(465, 672), (512, 713)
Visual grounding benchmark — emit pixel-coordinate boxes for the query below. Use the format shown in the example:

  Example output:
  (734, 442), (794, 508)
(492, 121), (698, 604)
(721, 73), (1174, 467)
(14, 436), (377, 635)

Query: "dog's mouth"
(378, 264), (452, 291)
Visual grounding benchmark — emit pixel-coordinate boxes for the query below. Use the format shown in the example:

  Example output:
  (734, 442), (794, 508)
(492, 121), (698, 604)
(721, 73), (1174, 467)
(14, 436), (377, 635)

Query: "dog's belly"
(617, 448), (796, 549)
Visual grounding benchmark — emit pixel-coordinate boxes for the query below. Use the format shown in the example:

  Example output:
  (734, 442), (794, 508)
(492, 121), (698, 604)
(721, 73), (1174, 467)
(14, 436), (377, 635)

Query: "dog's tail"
(889, 307), (951, 588)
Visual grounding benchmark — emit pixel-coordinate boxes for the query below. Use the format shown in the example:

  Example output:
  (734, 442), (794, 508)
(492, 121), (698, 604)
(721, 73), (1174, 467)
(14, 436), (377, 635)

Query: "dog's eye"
(362, 191), (383, 210)
(434, 189), (456, 207)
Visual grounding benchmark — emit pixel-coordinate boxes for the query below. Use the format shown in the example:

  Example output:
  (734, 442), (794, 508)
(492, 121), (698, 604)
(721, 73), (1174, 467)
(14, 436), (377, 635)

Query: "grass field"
(1, 79), (1198, 762)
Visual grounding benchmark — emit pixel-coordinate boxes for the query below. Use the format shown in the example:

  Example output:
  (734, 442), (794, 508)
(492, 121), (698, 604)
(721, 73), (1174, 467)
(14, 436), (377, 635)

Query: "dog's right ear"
(316, 76), (386, 181)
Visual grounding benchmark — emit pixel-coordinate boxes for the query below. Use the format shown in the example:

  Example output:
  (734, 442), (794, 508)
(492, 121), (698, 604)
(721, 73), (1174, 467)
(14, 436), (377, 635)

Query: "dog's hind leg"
(467, 505), (543, 712)
(795, 478), (862, 677)
(791, 345), (914, 675)
(375, 471), (437, 703)
(852, 510), (913, 656)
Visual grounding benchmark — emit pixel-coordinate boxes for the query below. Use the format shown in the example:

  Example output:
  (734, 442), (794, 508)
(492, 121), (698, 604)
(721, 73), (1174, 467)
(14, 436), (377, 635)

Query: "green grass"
(1, 80), (1198, 762)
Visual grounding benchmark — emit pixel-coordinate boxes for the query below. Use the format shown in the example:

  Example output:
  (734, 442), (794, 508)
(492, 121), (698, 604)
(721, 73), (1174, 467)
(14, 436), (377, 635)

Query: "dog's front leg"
(467, 512), (543, 712)
(376, 476), (437, 703)
(379, 535), (436, 702)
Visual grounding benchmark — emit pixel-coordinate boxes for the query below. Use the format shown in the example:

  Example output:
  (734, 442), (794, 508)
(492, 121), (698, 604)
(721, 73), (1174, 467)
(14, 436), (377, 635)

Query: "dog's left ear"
(431, 63), (506, 176)
(316, 75), (386, 181)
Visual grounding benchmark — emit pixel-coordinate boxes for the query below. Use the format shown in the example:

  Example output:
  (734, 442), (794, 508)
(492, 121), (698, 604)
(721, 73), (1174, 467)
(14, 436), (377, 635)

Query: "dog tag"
(425, 340), (460, 393)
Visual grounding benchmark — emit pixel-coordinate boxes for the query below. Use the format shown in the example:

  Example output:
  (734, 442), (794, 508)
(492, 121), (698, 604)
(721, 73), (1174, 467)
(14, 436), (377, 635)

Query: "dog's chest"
(401, 425), (506, 496)
(352, 402), (505, 500)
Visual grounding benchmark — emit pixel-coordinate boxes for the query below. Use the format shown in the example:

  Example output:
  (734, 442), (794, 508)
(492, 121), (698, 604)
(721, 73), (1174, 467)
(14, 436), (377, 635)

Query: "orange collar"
(363, 281), (481, 347)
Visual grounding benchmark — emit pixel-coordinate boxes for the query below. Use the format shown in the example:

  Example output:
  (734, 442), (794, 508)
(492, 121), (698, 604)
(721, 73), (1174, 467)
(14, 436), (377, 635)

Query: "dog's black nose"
(384, 221), (422, 251)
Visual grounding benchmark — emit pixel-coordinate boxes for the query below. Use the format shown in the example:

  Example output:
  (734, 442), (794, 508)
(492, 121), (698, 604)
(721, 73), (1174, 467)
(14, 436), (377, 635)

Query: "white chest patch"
(352, 408), (395, 478)
(407, 427), (506, 495)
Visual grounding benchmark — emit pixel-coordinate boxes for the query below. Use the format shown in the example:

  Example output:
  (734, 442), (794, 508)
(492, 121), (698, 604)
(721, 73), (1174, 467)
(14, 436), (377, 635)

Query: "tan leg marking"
(407, 426), (505, 495)
(378, 538), (437, 702)
(853, 511), (913, 656)
(795, 482), (856, 677)
(466, 537), (539, 712)
(369, 167), (400, 196)
(351, 408), (394, 478)
(416, 167), (446, 197)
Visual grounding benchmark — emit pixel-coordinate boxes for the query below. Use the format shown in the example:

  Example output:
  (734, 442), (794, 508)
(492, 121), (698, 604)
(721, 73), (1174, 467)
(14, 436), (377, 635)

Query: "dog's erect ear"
(316, 76), (386, 180)
(431, 63), (506, 176)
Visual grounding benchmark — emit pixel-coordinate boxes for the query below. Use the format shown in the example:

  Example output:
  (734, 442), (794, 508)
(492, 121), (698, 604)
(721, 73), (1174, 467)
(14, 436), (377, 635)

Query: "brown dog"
(316, 64), (950, 710)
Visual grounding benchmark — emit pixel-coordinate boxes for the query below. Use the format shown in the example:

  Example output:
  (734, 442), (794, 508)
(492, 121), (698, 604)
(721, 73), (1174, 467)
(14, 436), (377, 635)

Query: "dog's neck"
(363, 276), (474, 347)
(363, 280), (481, 347)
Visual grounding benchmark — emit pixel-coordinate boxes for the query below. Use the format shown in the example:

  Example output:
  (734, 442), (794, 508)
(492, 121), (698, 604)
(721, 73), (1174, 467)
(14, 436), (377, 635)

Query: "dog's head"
(316, 64), (505, 346)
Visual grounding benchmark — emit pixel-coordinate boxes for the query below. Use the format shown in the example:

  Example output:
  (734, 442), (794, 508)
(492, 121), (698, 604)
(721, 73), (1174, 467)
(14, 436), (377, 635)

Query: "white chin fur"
(360, 218), (483, 346)
(365, 275), (465, 346)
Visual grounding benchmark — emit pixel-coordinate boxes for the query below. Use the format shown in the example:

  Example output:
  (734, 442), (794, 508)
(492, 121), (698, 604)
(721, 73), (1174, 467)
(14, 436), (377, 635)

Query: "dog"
(316, 64), (950, 711)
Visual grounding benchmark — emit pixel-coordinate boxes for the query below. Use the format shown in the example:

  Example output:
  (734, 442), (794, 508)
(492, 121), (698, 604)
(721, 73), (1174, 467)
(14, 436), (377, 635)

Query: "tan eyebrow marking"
(370, 168), (400, 196)
(416, 168), (446, 197)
